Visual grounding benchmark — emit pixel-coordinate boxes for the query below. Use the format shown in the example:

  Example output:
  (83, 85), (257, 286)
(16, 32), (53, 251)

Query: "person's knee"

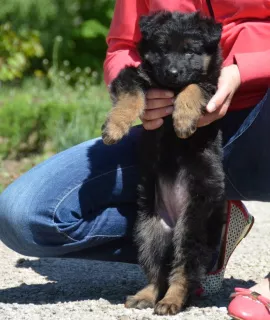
(0, 179), (72, 257)
(0, 182), (44, 256)
(0, 187), (31, 255)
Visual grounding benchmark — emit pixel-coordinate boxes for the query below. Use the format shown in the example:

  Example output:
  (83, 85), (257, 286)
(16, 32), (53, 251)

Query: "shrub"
(0, 0), (114, 75)
(0, 78), (111, 158)
(0, 23), (43, 81)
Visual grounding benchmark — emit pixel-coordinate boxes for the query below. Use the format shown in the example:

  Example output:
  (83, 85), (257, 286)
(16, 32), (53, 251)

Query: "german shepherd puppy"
(102, 11), (226, 315)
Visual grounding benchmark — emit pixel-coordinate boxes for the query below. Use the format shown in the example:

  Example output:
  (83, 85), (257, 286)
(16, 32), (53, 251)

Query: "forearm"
(103, 0), (149, 86)
(104, 40), (141, 86)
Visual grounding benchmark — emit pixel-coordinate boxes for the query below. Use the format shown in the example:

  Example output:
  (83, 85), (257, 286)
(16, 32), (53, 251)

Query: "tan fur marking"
(125, 284), (159, 309)
(203, 54), (211, 73)
(102, 91), (145, 145)
(173, 84), (206, 139)
(154, 267), (188, 315)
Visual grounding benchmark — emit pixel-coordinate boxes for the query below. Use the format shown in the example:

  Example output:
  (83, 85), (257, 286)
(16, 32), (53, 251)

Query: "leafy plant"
(0, 78), (111, 159)
(0, 0), (114, 75)
(0, 23), (44, 81)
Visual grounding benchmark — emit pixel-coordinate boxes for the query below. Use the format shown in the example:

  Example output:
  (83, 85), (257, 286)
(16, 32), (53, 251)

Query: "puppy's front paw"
(102, 118), (129, 145)
(102, 91), (145, 145)
(173, 84), (206, 139)
(173, 116), (197, 139)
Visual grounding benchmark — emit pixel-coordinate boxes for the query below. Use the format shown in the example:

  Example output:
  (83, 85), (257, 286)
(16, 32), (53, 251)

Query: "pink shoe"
(228, 288), (270, 320)
(198, 200), (254, 296)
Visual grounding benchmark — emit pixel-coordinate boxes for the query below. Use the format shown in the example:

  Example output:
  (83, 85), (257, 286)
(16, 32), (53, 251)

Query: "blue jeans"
(0, 89), (270, 263)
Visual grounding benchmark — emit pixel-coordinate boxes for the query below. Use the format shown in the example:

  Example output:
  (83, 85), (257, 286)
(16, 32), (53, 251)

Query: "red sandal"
(228, 288), (270, 320)
(197, 200), (254, 296)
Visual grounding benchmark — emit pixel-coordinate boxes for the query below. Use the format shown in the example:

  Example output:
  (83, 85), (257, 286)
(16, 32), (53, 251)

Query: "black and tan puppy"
(102, 11), (226, 315)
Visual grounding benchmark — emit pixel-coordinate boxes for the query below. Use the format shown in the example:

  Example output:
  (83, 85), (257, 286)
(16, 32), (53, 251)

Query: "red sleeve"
(103, 0), (149, 86)
(234, 50), (270, 87)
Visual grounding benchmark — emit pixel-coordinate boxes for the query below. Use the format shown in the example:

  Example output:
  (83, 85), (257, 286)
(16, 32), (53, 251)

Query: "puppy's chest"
(153, 122), (191, 231)
(151, 122), (216, 232)
(156, 173), (190, 232)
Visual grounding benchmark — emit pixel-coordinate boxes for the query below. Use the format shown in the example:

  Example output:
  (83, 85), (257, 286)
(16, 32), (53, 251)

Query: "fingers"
(143, 119), (164, 130)
(197, 103), (229, 127)
(206, 64), (241, 113)
(146, 89), (174, 100)
(141, 106), (173, 130)
(147, 98), (174, 109)
(142, 89), (174, 130)
(143, 106), (174, 121)
(206, 84), (230, 112)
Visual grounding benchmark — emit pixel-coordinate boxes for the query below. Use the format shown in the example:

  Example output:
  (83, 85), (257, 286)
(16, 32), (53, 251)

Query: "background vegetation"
(0, 0), (116, 190)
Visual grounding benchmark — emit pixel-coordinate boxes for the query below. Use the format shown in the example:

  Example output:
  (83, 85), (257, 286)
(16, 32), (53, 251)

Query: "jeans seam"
(225, 172), (248, 200)
(223, 90), (269, 199)
(224, 91), (268, 151)
(52, 165), (136, 242)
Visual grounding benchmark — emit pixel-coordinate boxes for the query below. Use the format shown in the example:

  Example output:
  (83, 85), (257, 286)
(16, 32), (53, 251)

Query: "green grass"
(0, 78), (111, 158)
(0, 77), (144, 190)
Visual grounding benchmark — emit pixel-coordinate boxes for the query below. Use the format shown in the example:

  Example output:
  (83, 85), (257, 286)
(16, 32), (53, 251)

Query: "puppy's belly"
(156, 173), (190, 230)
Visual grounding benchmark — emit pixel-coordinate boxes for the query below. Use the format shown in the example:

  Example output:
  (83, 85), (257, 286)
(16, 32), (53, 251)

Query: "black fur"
(104, 11), (226, 314)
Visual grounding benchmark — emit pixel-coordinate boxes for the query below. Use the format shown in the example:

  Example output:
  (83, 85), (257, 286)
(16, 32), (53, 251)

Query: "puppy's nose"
(168, 68), (178, 77)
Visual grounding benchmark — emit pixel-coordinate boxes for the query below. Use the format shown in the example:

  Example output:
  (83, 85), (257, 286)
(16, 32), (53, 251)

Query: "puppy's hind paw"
(125, 295), (155, 309)
(125, 284), (158, 310)
(154, 298), (182, 315)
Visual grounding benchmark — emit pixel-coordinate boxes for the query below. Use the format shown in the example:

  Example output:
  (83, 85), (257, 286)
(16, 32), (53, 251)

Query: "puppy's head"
(138, 11), (222, 88)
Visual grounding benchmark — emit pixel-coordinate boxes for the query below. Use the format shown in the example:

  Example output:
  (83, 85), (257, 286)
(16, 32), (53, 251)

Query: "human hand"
(197, 64), (241, 127)
(141, 89), (174, 130)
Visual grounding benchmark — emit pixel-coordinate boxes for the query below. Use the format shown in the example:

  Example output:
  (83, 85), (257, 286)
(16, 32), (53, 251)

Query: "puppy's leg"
(125, 214), (172, 309)
(125, 172), (172, 309)
(173, 84), (206, 139)
(154, 205), (213, 315)
(102, 67), (147, 145)
(102, 91), (145, 145)
(154, 266), (188, 315)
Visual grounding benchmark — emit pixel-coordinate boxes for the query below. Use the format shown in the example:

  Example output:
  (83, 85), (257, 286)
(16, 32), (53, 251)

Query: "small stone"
(17, 258), (26, 264)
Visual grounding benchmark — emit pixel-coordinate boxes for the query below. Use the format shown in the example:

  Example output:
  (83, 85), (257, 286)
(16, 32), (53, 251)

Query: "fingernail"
(165, 91), (174, 98)
(166, 106), (174, 114)
(207, 101), (216, 112)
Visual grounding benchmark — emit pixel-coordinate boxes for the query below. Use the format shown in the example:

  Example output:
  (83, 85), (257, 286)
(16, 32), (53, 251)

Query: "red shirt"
(104, 0), (270, 110)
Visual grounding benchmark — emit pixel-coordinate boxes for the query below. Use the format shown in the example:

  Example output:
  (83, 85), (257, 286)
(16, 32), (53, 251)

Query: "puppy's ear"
(200, 18), (222, 52)
(139, 11), (172, 39)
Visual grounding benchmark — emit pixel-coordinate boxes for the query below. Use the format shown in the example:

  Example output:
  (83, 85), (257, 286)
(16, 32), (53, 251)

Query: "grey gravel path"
(0, 201), (269, 320)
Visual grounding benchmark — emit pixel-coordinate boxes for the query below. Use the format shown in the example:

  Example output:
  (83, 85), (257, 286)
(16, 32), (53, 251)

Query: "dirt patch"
(0, 153), (54, 191)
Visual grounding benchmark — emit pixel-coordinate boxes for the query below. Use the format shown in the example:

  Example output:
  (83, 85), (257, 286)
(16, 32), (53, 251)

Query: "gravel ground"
(0, 201), (269, 320)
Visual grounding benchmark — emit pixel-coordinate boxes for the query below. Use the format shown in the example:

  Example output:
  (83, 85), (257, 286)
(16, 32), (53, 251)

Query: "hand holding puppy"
(198, 64), (241, 126)
(142, 64), (241, 130)
(141, 89), (174, 130)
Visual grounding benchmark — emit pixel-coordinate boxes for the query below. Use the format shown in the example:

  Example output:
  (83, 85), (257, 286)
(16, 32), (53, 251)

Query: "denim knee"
(0, 180), (68, 257)
(0, 151), (86, 257)
(0, 134), (140, 258)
